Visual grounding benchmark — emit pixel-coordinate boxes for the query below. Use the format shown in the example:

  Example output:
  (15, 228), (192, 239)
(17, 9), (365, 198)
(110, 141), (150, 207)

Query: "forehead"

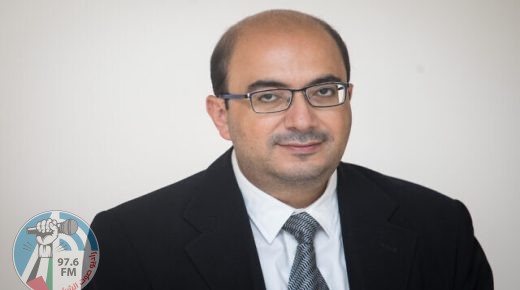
(227, 23), (346, 90)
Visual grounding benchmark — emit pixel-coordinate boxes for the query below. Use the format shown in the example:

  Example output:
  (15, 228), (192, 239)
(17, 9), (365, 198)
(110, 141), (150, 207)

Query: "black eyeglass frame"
(217, 82), (351, 114)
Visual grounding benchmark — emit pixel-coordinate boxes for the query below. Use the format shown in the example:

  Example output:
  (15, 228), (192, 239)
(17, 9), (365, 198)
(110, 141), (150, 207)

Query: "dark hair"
(210, 10), (351, 96)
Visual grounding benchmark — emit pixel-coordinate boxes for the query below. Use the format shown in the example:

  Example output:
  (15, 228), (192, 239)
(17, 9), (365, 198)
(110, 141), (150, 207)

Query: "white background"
(1, 0), (518, 289)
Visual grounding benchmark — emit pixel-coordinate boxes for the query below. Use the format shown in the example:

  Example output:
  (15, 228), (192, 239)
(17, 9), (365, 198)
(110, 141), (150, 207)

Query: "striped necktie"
(283, 212), (329, 290)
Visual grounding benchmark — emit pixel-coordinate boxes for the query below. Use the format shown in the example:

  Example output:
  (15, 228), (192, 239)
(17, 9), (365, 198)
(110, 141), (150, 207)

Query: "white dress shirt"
(232, 151), (350, 290)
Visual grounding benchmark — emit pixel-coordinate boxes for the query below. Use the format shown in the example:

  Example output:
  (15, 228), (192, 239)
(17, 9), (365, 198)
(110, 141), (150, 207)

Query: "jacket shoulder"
(106, 169), (207, 220)
(341, 163), (456, 206)
(338, 162), (466, 229)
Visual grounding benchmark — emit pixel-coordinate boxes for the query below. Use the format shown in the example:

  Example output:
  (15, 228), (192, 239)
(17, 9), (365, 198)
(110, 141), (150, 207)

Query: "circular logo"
(13, 210), (99, 290)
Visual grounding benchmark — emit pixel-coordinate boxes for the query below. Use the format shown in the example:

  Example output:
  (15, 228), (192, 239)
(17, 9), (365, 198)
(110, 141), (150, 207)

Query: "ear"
(206, 95), (231, 140)
(347, 83), (354, 100)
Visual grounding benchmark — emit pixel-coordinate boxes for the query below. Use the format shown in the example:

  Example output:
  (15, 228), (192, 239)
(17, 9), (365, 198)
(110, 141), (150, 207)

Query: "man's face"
(215, 24), (352, 187)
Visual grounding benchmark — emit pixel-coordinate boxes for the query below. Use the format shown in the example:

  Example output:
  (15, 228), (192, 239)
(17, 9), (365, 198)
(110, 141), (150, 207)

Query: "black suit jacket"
(85, 149), (492, 290)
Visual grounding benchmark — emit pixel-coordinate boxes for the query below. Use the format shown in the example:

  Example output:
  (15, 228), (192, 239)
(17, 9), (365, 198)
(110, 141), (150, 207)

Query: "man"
(85, 9), (492, 290)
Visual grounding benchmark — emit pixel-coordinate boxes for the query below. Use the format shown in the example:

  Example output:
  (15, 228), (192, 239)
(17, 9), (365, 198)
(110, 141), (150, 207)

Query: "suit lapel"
(181, 151), (417, 290)
(183, 149), (266, 290)
(337, 164), (417, 290)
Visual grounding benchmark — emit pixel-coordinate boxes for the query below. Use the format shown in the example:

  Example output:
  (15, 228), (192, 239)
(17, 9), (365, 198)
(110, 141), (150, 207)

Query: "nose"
(283, 91), (318, 131)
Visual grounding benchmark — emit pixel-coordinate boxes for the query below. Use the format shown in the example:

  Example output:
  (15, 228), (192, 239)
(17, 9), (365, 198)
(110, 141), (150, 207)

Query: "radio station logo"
(13, 211), (99, 290)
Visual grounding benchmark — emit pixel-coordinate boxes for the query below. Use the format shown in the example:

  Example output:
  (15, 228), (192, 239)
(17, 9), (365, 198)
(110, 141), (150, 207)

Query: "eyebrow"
(246, 74), (344, 92)
(247, 80), (288, 92)
(307, 75), (343, 86)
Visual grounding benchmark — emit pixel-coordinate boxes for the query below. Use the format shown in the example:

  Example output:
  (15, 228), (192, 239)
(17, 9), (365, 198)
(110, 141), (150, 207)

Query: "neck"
(242, 167), (333, 208)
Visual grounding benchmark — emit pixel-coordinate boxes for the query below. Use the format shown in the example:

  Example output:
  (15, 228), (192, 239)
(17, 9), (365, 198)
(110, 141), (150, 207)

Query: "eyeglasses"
(217, 82), (351, 114)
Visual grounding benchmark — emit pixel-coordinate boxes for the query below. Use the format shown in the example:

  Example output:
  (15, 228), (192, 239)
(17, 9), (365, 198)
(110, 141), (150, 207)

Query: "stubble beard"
(265, 150), (340, 186)
(266, 130), (339, 184)
(246, 142), (344, 193)
(233, 129), (346, 194)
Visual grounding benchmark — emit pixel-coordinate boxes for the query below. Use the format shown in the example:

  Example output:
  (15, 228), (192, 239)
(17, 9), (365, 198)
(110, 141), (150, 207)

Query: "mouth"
(276, 141), (322, 155)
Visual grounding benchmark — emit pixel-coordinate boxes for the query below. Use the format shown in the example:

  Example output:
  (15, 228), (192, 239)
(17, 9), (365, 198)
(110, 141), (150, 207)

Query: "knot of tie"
(282, 212), (320, 244)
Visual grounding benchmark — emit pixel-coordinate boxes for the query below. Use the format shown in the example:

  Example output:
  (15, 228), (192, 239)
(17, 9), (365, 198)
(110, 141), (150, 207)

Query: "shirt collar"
(232, 150), (339, 244)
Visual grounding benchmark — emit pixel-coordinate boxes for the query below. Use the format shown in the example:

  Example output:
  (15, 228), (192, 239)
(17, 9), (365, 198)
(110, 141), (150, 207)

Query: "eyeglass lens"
(250, 83), (346, 113)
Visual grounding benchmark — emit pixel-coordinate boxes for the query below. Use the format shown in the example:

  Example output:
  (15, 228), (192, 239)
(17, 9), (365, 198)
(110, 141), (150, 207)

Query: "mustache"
(271, 131), (330, 145)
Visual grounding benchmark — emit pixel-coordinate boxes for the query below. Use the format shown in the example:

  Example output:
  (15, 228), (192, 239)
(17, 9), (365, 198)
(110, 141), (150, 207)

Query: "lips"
(277, 141), (322, 154)
(271, 131), (329, 155)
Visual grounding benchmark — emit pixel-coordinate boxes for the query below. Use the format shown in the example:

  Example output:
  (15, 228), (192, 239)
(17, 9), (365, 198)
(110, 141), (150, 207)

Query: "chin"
(273, 164), (330, 183)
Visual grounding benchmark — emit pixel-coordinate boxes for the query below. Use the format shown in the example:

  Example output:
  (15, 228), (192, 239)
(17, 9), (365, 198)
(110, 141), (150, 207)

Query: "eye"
(257, 93), (280, 103)
(316, 87), (335, 97)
